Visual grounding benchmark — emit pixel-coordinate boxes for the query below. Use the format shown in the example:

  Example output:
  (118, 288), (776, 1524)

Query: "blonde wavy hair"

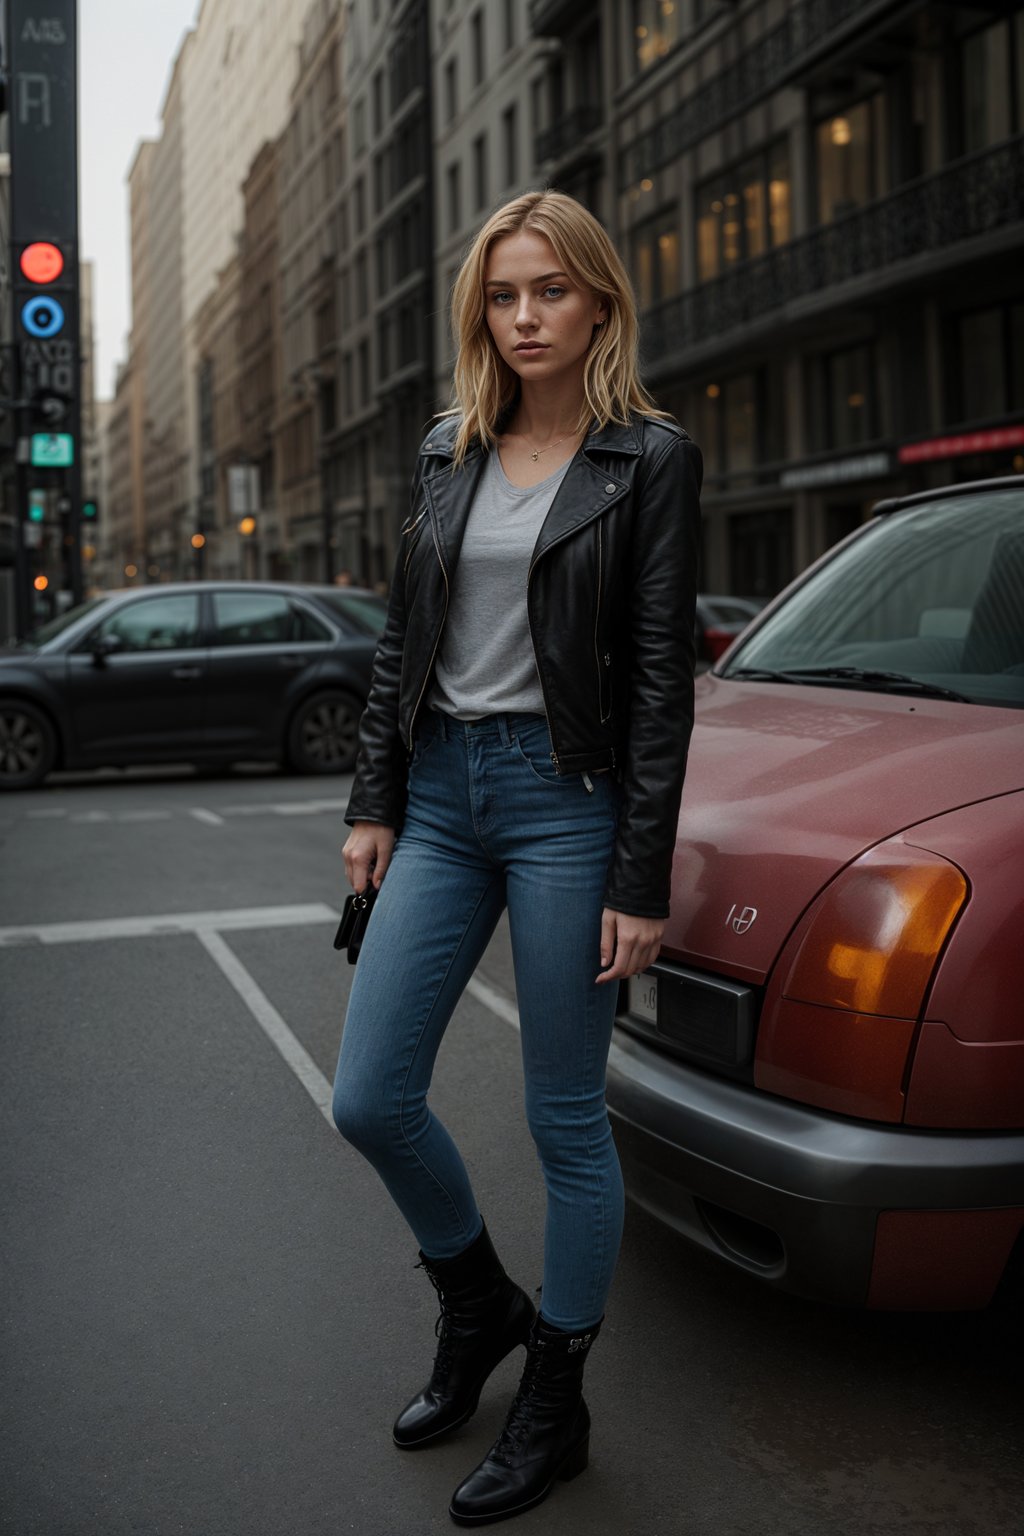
(444, 190), (667, 465)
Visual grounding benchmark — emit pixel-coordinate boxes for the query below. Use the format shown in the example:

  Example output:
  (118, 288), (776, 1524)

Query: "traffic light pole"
(6, 0), (82, 633)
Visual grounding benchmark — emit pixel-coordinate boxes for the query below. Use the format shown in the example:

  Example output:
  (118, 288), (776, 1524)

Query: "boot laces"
(491, 1342), (548, 1464)
(415, 1260), (456, 1383)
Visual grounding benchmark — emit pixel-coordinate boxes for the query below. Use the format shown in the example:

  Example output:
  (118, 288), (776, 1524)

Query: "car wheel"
(0, 699), (57, 790)
(287, 690), (363, 774)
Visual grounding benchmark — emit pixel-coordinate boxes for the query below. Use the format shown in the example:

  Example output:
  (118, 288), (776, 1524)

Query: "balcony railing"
(528, 0), (594, 38)
(535, 104), (603, 167)
(620, 0), (904, 189)
(641, 137), (1024, 365)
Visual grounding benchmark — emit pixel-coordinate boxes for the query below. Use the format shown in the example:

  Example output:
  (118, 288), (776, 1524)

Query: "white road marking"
(117, 810), (172, 822)
(70, 811), (112, 823)
(467, 975), (521, 1032)
(190, 808), (225, 826)
(216, 799), (349, 818)
(196, 928), (335, 1125)
(0, 903), (339, 947)
(0, 896), (522, 1127)
(26, 808), (67, 818)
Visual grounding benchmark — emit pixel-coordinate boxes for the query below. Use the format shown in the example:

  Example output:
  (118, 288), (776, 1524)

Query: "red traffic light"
(20, 243), (64, 284)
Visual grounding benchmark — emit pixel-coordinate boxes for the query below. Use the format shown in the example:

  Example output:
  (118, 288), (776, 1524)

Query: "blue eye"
(544, 286), (565, 298)
(491, 291), (513, 305)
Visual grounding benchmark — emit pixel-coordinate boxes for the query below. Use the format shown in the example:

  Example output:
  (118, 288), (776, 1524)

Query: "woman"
(333, 189), (702, 1526)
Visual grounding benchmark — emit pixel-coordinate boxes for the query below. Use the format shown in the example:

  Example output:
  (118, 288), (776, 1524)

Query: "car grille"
(617, 960), (761, 1083)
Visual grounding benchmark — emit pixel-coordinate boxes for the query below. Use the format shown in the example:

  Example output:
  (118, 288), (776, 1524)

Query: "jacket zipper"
(407, 511), (449, 751)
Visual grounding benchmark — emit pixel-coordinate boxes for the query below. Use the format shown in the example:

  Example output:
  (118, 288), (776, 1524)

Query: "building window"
(354, 97), (366, 156)
(632, 210), (681, 310)
(815, 344), (875, 451)
(504, 0), (515, 51)
(372, 69), (384, 136)
(358, 340), (370, 407)
(631, 0), (680, 75)
(724, 373), (757, 474)
(356, 249), (368, 311)
(696, 141), (791, 283)
(729, 509), (794, 602)
(694, 369), (783, 478)
(444, 57), (457, 123)
(950, 301), (1024, 422)
(472, 133), (488, 212)
(816, 93), (888, 224)
(447, 160), (462, 234)
(502, 104), (518, 188)
(471, 8), (485, 88)
(960, 20), (1013, 154)
(355, 176), (365, 234)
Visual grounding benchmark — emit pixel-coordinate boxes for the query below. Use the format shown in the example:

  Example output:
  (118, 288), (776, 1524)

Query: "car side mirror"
(89, 632), (123, 665)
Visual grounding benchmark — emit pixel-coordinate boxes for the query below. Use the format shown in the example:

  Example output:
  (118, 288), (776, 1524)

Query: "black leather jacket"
(345, 411), (703, 918)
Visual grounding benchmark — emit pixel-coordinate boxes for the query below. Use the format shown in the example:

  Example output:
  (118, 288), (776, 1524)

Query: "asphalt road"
(1, 764), (1021, 1536)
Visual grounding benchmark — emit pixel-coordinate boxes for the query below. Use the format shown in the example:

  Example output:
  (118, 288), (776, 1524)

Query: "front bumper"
(606, 1029), (1024, 1308)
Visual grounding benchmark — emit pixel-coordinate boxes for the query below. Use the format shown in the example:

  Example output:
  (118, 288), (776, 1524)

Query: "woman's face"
(482, 229), (606, 388)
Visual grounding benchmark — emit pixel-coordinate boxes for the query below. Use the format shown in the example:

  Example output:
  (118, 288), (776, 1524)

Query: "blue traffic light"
(21, 295), (66, 338)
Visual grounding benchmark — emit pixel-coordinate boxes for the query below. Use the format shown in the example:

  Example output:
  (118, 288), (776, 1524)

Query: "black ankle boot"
(393, 1223), (536, 1450)
(448, 1314), (601, 1525)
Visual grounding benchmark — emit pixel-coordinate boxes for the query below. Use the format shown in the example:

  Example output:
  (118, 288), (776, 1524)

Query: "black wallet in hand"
(333, 884), (378, 963)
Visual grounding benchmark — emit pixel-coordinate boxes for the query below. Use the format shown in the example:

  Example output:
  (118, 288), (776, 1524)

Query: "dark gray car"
(0, 582), (386, 790)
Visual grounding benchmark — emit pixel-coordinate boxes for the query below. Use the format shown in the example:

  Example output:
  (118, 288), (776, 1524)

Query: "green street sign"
(31, 432), (74, 468)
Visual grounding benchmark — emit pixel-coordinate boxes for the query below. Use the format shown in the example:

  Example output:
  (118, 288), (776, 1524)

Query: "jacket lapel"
(531, 418), (643, 566)
(422, 446), (487, 576)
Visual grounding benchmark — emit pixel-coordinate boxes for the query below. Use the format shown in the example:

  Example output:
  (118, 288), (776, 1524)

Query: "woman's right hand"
(343, 820), (396, 893)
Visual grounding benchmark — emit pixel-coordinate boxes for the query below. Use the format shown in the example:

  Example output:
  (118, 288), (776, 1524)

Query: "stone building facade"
(530, 0), (1024, 597)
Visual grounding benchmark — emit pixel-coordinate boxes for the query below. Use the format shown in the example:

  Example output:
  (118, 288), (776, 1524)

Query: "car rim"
(0, 710), (44, 777)
(301, 701), (357, 767)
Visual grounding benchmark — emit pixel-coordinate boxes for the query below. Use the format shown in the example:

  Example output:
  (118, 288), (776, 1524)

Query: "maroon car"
(608, 476), (1024, 1309)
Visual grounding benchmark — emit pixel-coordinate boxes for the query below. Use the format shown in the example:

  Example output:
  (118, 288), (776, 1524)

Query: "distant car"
(695, 594), (764, 666)
(0, 581), (386, 789)
(608, 476), (1024, 1310)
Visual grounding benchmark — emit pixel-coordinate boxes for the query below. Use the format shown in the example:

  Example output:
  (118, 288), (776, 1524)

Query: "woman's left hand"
(596, 908), (664, 984)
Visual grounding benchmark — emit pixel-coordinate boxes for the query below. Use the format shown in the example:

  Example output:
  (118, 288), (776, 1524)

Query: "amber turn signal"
(782, 844), (967, 1019)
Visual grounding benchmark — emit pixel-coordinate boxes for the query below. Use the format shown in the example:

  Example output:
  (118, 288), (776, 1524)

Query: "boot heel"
(558, 1434), (589, 1481)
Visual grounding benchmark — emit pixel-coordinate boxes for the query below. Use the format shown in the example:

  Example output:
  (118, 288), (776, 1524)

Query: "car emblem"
(726, 904), (758, 934)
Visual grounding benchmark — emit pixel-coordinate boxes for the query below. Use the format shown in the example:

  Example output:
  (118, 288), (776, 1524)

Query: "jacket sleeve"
(602, 434), (703, 918)
(343, 462), (424, 830)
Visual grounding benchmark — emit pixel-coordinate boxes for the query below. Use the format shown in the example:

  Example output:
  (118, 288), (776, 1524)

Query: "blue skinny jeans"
(332, 710), (625, 1332)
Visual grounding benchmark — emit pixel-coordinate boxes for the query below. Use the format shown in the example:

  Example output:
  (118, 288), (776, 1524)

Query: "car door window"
(95, 595), (200, 651)
(212, 592), (311, 645)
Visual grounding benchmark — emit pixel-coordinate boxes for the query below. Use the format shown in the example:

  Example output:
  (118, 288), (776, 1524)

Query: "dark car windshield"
(16, 596), (108, 650)
(721, 488), (1024, 709)
(314, 589), (387, 636)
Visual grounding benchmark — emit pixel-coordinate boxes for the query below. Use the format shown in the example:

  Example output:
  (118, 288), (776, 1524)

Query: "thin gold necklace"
(507, 428), (581, 464)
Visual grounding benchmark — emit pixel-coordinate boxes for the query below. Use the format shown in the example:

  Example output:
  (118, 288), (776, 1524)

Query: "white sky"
(80, 0), (199, 400)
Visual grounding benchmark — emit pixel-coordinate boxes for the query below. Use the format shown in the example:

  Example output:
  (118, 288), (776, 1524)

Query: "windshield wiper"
(728, 665), (973, 703)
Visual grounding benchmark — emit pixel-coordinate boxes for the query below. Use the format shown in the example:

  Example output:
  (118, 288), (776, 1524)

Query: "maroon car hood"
(664, 677), (1024, 982)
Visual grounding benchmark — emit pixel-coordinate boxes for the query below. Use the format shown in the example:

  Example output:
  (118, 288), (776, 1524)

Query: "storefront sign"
(780, 452), (891, 490)
(898, 425), (1024, 464)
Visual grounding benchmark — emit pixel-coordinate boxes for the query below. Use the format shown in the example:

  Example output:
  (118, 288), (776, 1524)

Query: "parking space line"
(466, 975), (520, 1033)
(190, 808), (225, 826)
(0, 903), (339, 947)
(216, 799), (350, 818)
(196, 928), (335, 1125)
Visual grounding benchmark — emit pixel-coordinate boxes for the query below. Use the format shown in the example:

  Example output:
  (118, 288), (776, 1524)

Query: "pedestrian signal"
(82, 500), (98, 520)
(22, 295), (66, 338)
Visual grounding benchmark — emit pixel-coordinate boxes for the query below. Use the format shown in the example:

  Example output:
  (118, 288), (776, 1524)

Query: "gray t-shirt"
(428, 449), (572, 719)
